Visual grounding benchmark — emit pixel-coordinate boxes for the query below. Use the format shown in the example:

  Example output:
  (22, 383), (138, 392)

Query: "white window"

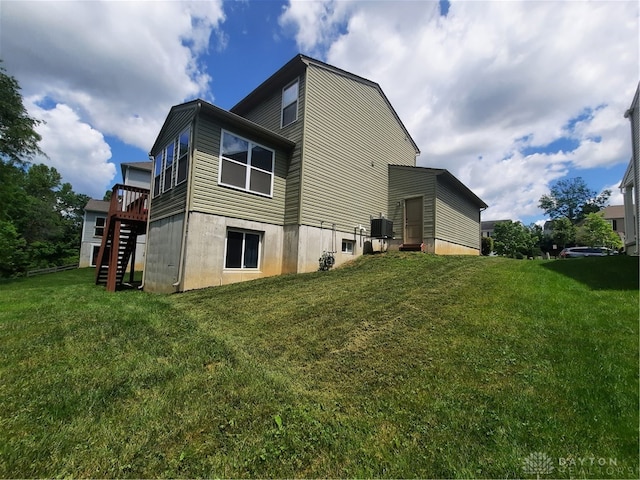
(219, 131), (274, 197)
(176, 129), (190, 185)
(281, 79), (299, 127)
(163, 141), (175, 192)
(153, 151), (163, 198)
(94, 217), (106, 237)
(342, 239), (354, 254)
(153, 127), (191, 196)
(225, 230), (261, 269)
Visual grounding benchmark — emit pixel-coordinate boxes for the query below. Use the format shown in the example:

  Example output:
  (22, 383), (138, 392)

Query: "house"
(389, 166), (487, 253)
(143, 54), (487, 293)
(79, 161), (151, 271)
(622, 82), (639, 255)
(600, 205), (626, 244)
(481, 219), (511, 238)
(78, 199), (110, 268)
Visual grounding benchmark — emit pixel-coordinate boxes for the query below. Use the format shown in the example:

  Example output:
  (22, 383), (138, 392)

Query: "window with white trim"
(281, 79), (299, 127)
(225, 229), (261, 269)
(342, 239), (354, 254)
(153, 127), (191, 196)
(153, 151), (163, 197)
(219, 131), (274, 197)
(94, 217), (106, 237)
(176, 129), (190, 185)
(163, 141), (175, 192)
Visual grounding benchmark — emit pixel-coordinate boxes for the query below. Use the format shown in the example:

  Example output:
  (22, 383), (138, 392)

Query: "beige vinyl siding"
(435, 178), (481, 249)
(189, 116), (288, 225)
(154, 107), (196, 156)
(238, 75), (306, 225)
(388, 166), (436, 242)
(149, 107), (195, 223)
(302, 65), (417, 233)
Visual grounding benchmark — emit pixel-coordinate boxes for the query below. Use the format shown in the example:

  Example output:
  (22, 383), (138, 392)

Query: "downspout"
(172, 102), (201, 290)
(139, 154), (155, 290)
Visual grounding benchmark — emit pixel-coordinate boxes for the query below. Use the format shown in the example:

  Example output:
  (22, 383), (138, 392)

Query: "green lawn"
(0, 253), (638, 478)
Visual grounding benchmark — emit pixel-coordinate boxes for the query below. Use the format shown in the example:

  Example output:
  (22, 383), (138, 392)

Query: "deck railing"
(108, 184), (149, 222)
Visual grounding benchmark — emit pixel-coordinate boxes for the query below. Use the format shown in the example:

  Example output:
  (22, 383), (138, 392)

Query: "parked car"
(559, 247), (618, 258)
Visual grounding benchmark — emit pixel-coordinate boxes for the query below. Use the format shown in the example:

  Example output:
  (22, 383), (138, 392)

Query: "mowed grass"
(0, 253), (637, 478)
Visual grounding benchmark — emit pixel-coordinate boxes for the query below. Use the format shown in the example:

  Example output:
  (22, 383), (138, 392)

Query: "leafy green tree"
(481, 236), (494, 256)
(538, 177), (610, 224)
(0, 62), (44, 166)
(0, 220), (27, 276)
(551, 217), (576, 249)
(576, 213), (623, 250)
(492, 221), (533, 258)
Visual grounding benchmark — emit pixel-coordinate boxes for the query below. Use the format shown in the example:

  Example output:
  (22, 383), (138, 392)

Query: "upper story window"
(153, 127), (191, 197)
(281, 79), (299, 128)
(176, 129), (190, 185)
(94, 217), (106, 237)
(219, 130), (274, 197)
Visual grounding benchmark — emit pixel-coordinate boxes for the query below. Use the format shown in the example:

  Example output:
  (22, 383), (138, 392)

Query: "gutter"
(172, 101), (202, 291)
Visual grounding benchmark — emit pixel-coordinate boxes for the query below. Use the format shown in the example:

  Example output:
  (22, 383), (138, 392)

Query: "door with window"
(404, 197), (423, 244)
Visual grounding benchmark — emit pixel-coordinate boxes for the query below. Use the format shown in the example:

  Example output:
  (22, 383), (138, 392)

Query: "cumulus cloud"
(26, 98), (116, 199)
(280, 0), (639, 221)
(1, 0), (225, 158)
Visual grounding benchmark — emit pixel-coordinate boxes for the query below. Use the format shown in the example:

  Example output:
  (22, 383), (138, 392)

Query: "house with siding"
(622, 82), (639, 256)
(143, 55), (487, 293)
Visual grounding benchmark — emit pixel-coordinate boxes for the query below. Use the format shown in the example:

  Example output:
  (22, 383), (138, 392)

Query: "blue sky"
(1, 0), (638, 226)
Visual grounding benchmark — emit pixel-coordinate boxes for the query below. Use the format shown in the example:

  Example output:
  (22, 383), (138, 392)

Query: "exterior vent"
(371, 218), (393, 239)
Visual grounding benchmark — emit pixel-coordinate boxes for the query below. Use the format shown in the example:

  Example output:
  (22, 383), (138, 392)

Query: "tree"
(551, 217), (576, 249)
(538, 177), (610, 224)
(481, 236), (494, 256)
(492, 221), (533, 258)
(0, 62), (44, 166)
(576, 213), (623, 250)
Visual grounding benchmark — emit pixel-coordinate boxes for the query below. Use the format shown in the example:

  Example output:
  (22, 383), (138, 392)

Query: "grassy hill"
(0, 253), (638, 478)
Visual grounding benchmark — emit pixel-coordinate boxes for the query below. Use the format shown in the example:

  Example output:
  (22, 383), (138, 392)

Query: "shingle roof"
(84, 199), (110, 212)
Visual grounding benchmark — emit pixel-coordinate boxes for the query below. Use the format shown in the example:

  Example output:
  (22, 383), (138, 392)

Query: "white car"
(559, 247), (618, 258)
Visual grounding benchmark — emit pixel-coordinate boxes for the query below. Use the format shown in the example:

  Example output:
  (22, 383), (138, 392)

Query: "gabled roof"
(121, 161), (153, 171)
(150, 99), (296, 155)
(620, 156), (635, 188)
(481, 219), (511, 230)
(231, 54), (420, 155)
(84, 199), (110, 213)
(601, 205), (624, 219)
(390, 165), (488, 208)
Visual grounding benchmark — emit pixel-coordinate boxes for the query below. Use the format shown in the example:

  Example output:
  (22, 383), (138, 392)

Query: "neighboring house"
(79, 161), (152, 270)
(78, 199), (110, 267)
(622, 82), (639, 256)
(143, 54), (487, 293)
(600, 205), (625, 244)
(481, 219), (511, 238)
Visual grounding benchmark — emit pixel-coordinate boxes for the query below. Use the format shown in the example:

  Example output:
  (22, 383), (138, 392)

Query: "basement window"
(225, 229), (261, 269)
(342, 239), (354, 254)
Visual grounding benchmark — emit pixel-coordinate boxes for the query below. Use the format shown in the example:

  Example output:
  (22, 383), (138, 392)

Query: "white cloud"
(1, 0), (225, 192)
(26, 98), (116, 199)
(280, 0), (639, 222)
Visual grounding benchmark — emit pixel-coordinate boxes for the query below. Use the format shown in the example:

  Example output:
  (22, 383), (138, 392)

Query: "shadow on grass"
(540, 255), (639, 291)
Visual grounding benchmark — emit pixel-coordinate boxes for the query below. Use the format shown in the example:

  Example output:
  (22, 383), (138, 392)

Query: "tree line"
(0, 63), (90, 277)
(485, 177), (623, 258)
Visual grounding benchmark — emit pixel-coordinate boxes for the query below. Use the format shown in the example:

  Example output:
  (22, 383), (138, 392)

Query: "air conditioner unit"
(371, 218), (393, 239)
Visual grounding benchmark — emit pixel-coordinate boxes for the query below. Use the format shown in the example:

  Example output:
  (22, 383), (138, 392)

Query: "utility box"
(371, 218), (393, 239)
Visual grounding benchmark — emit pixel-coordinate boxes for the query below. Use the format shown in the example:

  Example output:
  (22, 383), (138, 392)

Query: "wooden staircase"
(95, 184), (149, 292)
